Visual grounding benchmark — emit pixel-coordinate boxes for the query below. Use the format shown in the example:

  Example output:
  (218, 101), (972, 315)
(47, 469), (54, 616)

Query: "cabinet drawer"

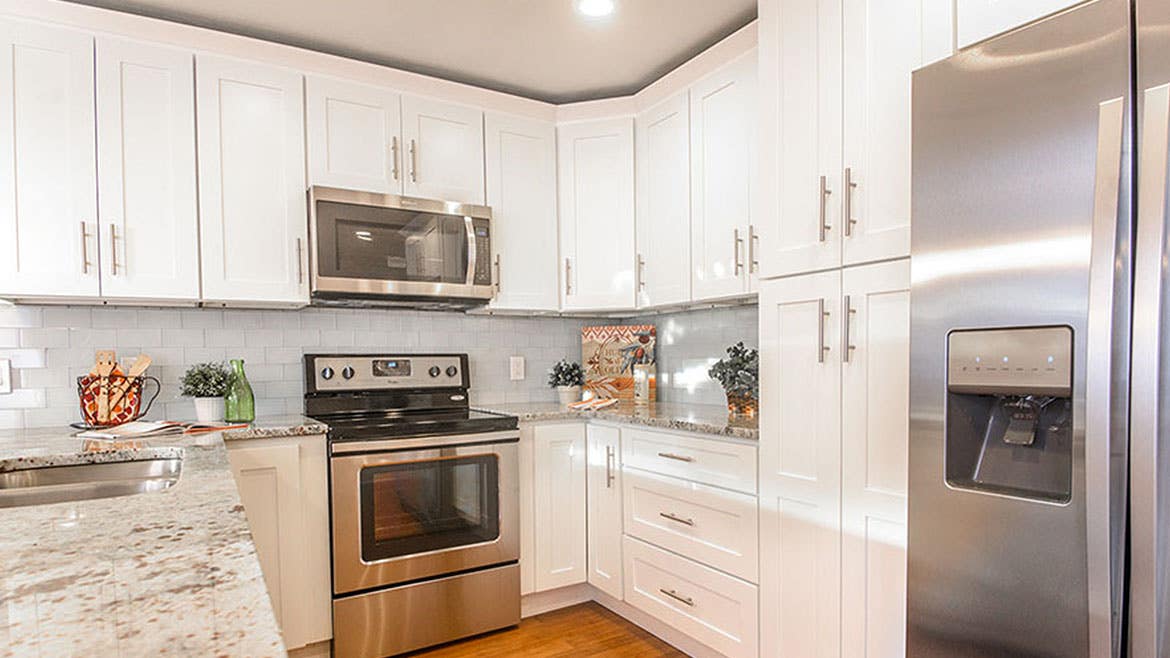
(624, 469), (758, 582)
(623, 536), (758, 658)
(621, 427), (757, 494)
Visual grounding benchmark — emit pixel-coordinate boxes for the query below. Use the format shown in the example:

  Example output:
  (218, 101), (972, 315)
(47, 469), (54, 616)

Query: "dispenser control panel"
(947, 326), (1072, 396)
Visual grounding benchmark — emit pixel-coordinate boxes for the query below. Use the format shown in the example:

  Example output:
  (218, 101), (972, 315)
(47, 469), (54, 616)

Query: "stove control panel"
(306, 354), (466, 392)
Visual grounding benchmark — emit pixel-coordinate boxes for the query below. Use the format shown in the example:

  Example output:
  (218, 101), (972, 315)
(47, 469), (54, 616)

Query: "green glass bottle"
(224, 358), (255, 423)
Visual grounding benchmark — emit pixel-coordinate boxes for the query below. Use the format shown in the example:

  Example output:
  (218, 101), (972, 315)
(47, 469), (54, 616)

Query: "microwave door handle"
(464, 215), (477, 286)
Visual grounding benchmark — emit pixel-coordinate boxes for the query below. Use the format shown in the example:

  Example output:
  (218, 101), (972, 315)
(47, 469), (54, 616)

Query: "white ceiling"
(66, 0), (757, 104)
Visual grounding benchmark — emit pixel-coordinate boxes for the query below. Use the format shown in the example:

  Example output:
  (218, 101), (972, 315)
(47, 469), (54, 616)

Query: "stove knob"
(321, 367), (334, 380)
(446, 366), (458, 378)
(429, 366), (441, 377)
(342, 366), (355, 380)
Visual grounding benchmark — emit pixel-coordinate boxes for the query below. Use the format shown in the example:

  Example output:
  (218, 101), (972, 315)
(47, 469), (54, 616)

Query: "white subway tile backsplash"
(42, 307), (92, 327)
(0, 348), (47, 369)
(115, 328), (162, 348)
(0, 306), (42, 328)
(0, 388), (46, 409)
(20, 328), (69, 349)
(181, 309), (223, 329)
(205, 329), (244, 348)
(0, 328), (19, 348)
(161, 328), (205, 347)
(90, 308), (138, 329)
(244, 329), (283, 348)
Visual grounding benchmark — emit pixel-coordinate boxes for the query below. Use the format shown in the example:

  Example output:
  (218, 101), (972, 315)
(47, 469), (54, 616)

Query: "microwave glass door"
(316, 201), (469, 284)
(359, 453), (500, 562)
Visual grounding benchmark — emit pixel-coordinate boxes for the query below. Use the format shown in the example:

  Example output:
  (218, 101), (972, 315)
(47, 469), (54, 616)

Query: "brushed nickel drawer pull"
(843, 294), (857, 363)
(659, 588), (695, 607)
(659, 512), (695, 526)
(606, 445), (615, 488)
(818, 298), (830, 363)
(657, 452), (694, 463)
(844, 167), (858, 237)
(819, 175), (832, 242)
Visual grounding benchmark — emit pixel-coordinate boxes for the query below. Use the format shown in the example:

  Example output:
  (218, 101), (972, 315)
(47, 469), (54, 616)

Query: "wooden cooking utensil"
(94, 350), (117, 423)
(108, 353), (152, 411)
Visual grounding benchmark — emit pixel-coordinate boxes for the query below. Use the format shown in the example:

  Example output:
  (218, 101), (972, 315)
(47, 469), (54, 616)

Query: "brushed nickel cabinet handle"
(843, 294), (857, 363)
(844, 167), (858, 237)
(391, 136), (400, 181)
(606, 445), (615, 488)
(734, 228), (744, 275)
(637, 254), (646, 291)
(659, 588), (695, 607)
(108, 224), (119, 275)
(79, 221), (91, 274)
(659, 511), (695, 527)
(819, 175), (832, 242)
(494, 254), (501, 294)
(657, 451), (694, 463)
(818, 298), (830, 363)
(409, 139), (418, 182)
(296, 238), (304, 285)
(565, 258), (572, 295)
(749, 224), (759, 272)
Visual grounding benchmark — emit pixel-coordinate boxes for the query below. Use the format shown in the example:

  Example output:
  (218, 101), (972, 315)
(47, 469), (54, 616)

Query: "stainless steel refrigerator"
(909, 0), (1170, 655)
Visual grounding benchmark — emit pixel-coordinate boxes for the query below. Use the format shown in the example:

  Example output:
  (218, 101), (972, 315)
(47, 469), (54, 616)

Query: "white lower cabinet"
(623, 536), (759, 658)
(224, 435), (331, 651)
(533, 423), (587, 591)
(587, 424), (624, 599)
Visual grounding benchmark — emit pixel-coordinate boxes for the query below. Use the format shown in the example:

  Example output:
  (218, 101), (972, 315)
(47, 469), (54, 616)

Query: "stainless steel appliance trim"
(409, 138), (417, 182)
(331, 439), (519, 594)
(464, 215), (477, 286)
(79, 221), (90, 273)
(817, 297), (829, 363)
(842, 294), (856, 363)
(844, 167), (858, 236)
(390, 136), (399, 181)
(1084, 94), (1126, 658)
(1129, 82), (1169, 658)
(818, 175), (832, 241)
(308, 186), (492, 220)
(659, 588), (695, 607)
(656, 451), (694, 463)
(658, 511), (695, 527)
(330, 430), (520, 454)
(734, 228), (744, 275)
(312, 275), (493, 300)
(108, 223), (119, 275)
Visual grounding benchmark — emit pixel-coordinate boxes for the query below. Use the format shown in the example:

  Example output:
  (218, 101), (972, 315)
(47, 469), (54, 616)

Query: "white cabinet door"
(401, 95), (484, 204)
(956, 0), (1083, 49)
(761, 0), (843, 279)
(759, 269), (842, 658)
(0, 20), (97, 298)
(306, 75), (402, 194)
(226, 435), (332, 650)
(586, 424), (623, 599)
(557, 118), (636, 311)
(840, 259), (909, 658)
(690, 53), (756, 301)
(196, 55), (307, 305)
(96, 37), (198, 301)
(485, 112), (559, 311)
(533, 423), (587, 591)
(841, 0), (949, 267)
(635, 92), (691, 308)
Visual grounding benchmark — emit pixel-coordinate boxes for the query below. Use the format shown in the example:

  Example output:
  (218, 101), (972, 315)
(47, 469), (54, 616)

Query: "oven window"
(359, 454), (499, 561)
(315, 200), (469, 283)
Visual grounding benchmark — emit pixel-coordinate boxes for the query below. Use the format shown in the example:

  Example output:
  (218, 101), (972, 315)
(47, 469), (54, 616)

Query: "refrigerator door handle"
(1129, 83), (1170, 658)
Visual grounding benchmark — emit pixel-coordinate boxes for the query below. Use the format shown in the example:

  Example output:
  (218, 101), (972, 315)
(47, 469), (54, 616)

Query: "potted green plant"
(548, 359), (586, 407)
(181, 362), (231, 422)
(708, 342), (759, 417)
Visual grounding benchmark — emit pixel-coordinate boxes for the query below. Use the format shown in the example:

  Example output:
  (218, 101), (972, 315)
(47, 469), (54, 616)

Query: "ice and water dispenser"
(945, 326), (1073, 503)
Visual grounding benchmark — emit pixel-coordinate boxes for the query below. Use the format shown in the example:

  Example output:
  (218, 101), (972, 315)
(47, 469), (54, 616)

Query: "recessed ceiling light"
(575, 0), (615, 18)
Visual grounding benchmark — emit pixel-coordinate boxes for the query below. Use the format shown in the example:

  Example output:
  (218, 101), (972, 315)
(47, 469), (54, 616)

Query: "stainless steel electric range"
(304, 353), (520, 658)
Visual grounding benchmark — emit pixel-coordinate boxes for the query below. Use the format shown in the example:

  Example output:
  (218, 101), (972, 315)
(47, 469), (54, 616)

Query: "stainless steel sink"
(0, 458), (183, 508)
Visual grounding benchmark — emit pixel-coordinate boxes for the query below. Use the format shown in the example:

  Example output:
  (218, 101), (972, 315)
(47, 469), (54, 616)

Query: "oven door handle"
(330, 430), (520, 455)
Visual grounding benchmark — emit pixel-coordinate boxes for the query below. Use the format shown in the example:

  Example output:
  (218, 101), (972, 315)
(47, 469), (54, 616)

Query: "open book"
(76, 420), (248, 440)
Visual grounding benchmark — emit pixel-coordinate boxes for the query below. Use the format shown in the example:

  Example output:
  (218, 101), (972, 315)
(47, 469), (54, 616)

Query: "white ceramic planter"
(193, 397), (223, 423)
(557, 385), (582, 407)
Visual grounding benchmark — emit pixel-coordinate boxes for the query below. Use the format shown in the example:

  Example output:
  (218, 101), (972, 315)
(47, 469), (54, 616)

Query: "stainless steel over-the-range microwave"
(307, 186), (493, 307)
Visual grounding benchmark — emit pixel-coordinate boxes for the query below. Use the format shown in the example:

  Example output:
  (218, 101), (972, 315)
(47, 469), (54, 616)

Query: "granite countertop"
(473, 401), (758, 441)
(0, 415), (326, 657)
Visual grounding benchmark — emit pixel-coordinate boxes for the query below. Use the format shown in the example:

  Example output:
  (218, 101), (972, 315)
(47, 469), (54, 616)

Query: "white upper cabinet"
(0, 20), (97, 299)
(306, 75), (402, 194)
(586, 424), (623, 600)
(196, 55), (308, 305)
(96, 37), (199, 301)
(636, 92), (691, 308)
(956, 0), (1082, 49)
(401, 95), (484, 204)
(485, 112), (560, 311)
(557, 118), (636, 311)
(690, 53), (758, 301)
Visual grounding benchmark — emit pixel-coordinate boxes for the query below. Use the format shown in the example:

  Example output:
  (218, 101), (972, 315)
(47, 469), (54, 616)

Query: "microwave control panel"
(473, 219), (491, 286)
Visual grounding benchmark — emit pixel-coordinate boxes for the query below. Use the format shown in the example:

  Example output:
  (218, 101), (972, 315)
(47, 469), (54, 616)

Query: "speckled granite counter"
(473, 401), (758, 440)
(0, 415), (327, 657)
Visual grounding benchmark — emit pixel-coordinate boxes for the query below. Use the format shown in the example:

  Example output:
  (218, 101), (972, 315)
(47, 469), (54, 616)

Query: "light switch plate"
(509, 356), (525, 381)
(0, 358), (11, 395)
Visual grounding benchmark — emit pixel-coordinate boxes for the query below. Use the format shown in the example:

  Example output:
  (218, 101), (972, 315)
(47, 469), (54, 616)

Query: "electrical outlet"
(0, 358), (11, 395)
(509, 356), (525, 381)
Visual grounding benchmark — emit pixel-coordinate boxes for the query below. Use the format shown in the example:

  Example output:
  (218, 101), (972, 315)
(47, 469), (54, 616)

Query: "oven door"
(330, 434), (519, 595)
(309, 186), (493, 301)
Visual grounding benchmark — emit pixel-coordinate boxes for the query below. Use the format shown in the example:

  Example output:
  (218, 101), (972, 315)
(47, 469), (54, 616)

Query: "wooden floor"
(405, 603), (686, 657)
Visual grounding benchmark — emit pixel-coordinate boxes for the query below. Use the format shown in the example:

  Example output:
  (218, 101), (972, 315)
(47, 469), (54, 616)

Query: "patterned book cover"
(581, 325), (656, 401)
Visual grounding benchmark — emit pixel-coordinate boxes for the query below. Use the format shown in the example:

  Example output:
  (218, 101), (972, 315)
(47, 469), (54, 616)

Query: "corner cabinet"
(532, 423), (587, 591)
(635, 92), (692, 308)
(0, 20), (98, 299)
(485, 112), (560, 311)
(196, 55), (308, 306)
(557, 118), (636, 312)
(225, 434), (332, 651)
(586, 424), (623, 599)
